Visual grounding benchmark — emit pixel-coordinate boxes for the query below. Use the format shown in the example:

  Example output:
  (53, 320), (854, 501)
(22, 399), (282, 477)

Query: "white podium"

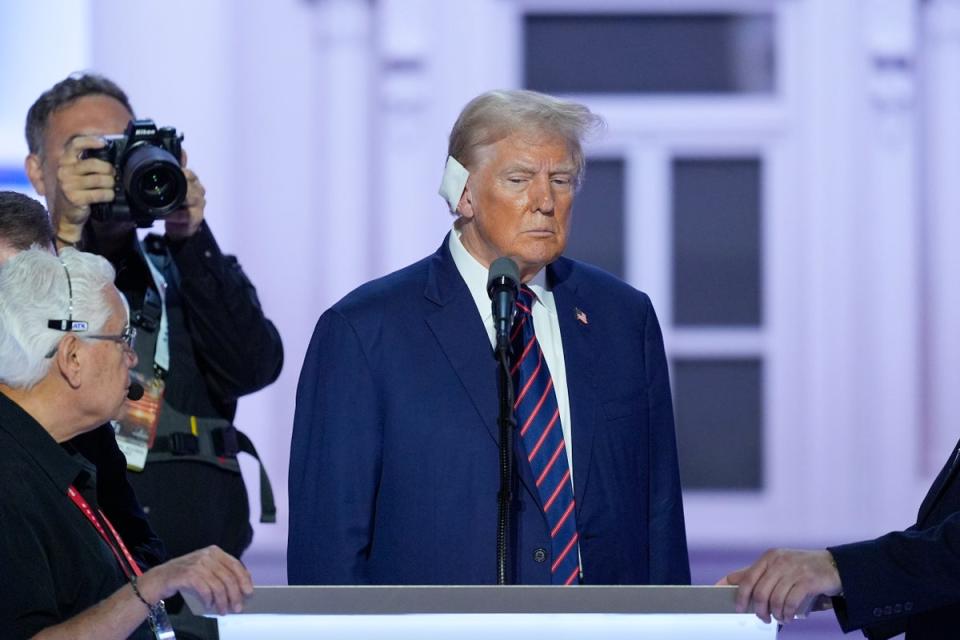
(205, 586), (776, 639)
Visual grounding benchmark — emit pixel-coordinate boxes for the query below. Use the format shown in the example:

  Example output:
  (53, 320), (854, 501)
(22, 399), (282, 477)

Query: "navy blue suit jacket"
(830, 440), (960, 639)
(288, 237), (690, 585)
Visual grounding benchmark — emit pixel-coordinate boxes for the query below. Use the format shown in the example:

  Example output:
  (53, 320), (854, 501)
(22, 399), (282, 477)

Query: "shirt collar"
(0, 390), (95, 496)
(448, 226), (555, 317)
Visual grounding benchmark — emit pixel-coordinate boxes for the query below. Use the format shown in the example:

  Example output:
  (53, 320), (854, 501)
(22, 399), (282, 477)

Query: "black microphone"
(127, 382), (145, 401)
(487, 257), (520, 354)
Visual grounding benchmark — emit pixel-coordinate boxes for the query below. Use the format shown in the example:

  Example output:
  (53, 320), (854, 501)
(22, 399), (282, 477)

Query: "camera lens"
(122, 144), (187, 218)
(139, 166), (181, 207)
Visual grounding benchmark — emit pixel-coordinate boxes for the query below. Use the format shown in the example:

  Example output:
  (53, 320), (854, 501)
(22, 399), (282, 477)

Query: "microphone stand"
(488, 256), (520, 586)
(495, 345), (516, 585)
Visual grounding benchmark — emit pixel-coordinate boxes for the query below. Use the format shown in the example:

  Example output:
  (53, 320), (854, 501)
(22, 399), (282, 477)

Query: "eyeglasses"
(45, 258), (135, 358)
(85, 325), (137, 351)
(44, 325), (137, 359)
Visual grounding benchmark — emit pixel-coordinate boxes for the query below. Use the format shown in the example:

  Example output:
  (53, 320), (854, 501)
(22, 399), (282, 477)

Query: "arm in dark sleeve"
(829, 515), (960, 636)
(287, 308), (383, 584)
(69, 425), (169, 569)
(642, 294), (691, 585)
(166, 221), (284, 398)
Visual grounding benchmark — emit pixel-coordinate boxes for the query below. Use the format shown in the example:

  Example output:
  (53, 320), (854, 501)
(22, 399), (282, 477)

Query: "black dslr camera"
(82, 119), (187, 228)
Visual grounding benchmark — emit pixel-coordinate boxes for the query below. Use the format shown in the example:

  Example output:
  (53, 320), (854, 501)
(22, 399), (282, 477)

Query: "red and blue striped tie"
(512, 286), (581, 585)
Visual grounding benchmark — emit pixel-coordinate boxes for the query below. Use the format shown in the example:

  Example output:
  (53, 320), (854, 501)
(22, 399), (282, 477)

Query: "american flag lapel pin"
(575, 307), (589, 325)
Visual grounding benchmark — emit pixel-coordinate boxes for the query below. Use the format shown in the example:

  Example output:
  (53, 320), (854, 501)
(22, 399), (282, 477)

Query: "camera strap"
(117, 239), (278, 523)
(137, 240), (170, 372)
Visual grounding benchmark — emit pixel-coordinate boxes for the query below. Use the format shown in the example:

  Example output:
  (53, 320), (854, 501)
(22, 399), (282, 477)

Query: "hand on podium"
(717, 548), (842, 624)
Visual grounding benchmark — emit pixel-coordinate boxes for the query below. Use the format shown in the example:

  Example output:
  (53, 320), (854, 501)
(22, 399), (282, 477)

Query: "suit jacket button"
(533, 548), (548, 563)
(883, 605), (892, 616)
(894, 604), (903, 614)
(873, 608), (883, 617)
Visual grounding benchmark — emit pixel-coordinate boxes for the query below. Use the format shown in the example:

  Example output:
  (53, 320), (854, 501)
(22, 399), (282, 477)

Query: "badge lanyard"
(112, 242), (174, 472)
(67, 486), (176, 639)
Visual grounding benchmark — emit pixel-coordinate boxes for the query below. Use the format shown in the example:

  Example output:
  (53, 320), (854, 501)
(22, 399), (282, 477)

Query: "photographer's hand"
(165, 152), (205, 240)
(54, 135), (116, 245)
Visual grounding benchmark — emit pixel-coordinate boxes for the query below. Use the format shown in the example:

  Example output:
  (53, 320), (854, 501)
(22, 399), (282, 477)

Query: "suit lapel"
(917, 438), (960, 524)
(423, 239), (499, 444)
(421, 237), (544, 509)
(549, 260), (599, 517)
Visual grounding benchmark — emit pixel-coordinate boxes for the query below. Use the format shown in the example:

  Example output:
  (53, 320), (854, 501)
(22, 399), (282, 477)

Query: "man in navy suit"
(720, 446), (960, 638)
(288, 89), (690, 585)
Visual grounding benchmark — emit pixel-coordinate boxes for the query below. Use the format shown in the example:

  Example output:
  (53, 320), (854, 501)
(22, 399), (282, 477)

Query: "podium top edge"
(223, 585), (740, 615)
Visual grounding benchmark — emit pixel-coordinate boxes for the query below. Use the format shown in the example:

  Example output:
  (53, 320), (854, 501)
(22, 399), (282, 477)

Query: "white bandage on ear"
(438, 155), (470, 213)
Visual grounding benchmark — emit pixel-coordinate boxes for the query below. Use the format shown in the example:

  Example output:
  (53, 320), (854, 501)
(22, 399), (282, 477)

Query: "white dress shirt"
(448, 228), (575, 479)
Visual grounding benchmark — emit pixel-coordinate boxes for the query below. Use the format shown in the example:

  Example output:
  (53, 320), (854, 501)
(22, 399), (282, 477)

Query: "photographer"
(24, 73), (284, 560)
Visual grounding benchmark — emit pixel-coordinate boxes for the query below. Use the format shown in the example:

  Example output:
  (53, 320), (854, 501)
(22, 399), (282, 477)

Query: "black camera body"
(82, 119), (187, 228)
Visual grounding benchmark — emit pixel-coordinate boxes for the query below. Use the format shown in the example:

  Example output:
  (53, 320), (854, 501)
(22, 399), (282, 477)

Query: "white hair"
(0, 247), (116, 389)
(447, 89), (606, 189)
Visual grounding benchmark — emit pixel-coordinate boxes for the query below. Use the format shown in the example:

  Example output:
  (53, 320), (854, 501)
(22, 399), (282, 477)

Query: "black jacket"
(78, 220), (283, 559)
(0, 392), (153, 639)
(830, 440), (960, 638)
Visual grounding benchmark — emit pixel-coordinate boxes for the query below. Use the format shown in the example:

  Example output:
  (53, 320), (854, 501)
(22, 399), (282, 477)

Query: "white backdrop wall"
(2, 5), (959, 631)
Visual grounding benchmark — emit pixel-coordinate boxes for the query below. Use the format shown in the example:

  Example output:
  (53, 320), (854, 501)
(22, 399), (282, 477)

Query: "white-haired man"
(290, 89), (690, 585)
(0, 189), (168, 573)
(0, 248), (252, 639)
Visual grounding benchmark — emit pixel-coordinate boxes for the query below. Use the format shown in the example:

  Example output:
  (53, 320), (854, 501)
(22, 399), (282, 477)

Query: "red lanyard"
(67, 485), (143, 579)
